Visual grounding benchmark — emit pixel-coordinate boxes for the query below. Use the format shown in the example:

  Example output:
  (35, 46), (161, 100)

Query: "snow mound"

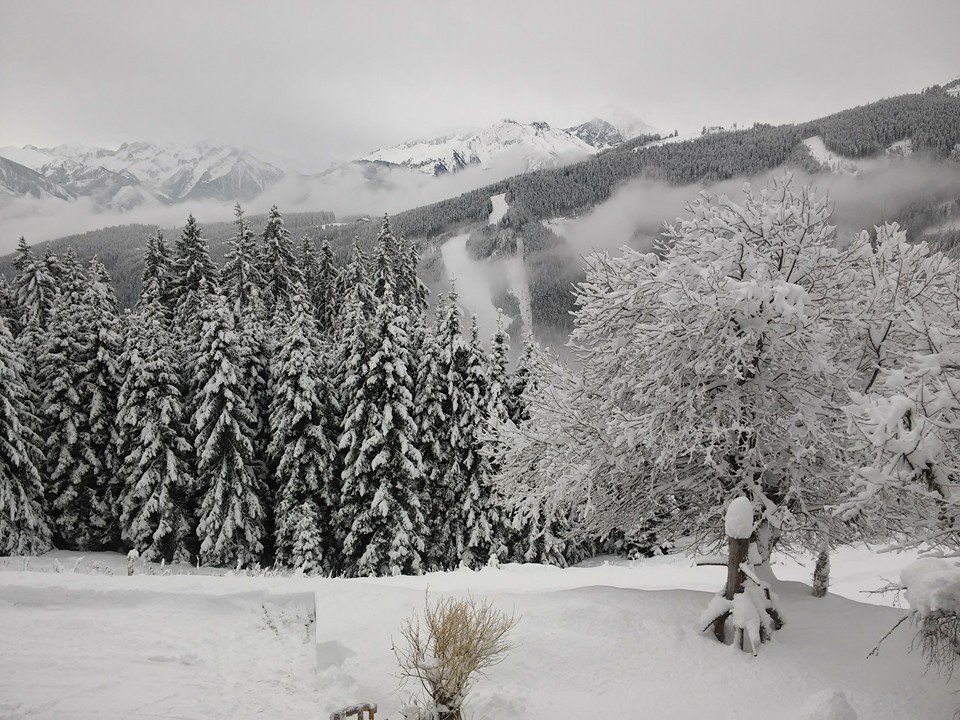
(725, 496), (754, 539)
(901, 557), (960, 616)
(799, 690), (859, 720)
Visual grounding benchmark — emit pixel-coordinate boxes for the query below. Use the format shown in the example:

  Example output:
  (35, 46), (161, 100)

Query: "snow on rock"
(901, 557), (960, 616)
(725, 496), (754, 539)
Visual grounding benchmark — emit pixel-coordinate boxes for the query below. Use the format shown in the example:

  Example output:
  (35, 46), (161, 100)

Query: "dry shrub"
(394, 595), (518, 720)
(914, 610), (960, 679)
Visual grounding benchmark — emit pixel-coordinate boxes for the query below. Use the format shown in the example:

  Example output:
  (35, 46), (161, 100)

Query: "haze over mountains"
(0, 111), (657, 242)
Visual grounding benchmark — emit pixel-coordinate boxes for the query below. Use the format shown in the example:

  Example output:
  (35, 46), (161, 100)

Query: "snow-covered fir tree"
(192, 296), (265, 567)
(170, 214), (218, 331)
(221, 203), (271, 500)
(314, 239), (339, 333)
(504, 335), (538, 425)
(259, 205), (304, 318)
(269, 297), (339, 573)
(0, 276), (20, 335)
(83, 260), (125, 545)
(116, 295), (192, 561)
(138, 229), (174, 316)
(339, 279), (427, 576)
(411, 315), (448, 570)
(0, 316), (52, 556)
(14, 237), (58, 329)
(457, 316), (509, 567)
(39, 251), (107, 548)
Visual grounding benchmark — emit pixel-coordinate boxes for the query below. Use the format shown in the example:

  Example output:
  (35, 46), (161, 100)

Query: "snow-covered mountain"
(565, 118), (627, 150)
(0, 141), (284, 209)
(0, 156), (72, 201)
(361, 118), (631, 176)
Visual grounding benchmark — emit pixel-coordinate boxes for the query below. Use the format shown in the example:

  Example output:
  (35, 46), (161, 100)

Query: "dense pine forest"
(0, 206), (578, 574)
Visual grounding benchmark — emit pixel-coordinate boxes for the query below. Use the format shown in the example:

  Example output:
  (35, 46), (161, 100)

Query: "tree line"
(0, 205), (559, 575)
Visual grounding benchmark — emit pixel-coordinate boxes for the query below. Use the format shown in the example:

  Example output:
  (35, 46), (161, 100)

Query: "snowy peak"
(362, 112), (657, 176)
(361, 118), (601, 176)
(0, 141), (284, 207)
(565, 118), (626, 150)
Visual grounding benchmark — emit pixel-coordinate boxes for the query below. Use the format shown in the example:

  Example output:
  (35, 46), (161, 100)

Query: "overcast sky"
(2, 0), (959, 169)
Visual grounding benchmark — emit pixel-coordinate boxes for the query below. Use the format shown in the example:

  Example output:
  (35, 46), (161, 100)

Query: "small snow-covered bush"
(902, 558), (960, 678)
(395, 595), (518, 720)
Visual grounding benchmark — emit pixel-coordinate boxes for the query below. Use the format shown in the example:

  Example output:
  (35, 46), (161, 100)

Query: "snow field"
(0, 546), (955, 720)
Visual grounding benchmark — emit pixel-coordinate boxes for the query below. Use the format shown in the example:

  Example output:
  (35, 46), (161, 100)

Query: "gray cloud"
(1, 0), (958, 164)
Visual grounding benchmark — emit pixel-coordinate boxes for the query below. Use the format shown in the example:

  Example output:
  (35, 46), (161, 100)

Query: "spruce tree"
(84, 260), (124, 545)
(14, 237), (57, 329)
(116, 298), (192, 561)
(412, 317), (449, 570)
(192, 296), (264, 567)
(221, 203), (272, 552)
(315, 239), (338, 333)
(339, 280), (427, 576)
(457, 317), (509, 567)
(0, 317), (52, 556)
(0, 276), (20, 336)
(39, 251), (103, 548)
(259, 205), (304, 318)
(170, 214), (218, 331)
(429, 289), (468, 568)
(269, 298), (339, 573)
(299, 235), (321, 310)
(505, 336), (538, 425)
(138, 229), (174, 317)
(221, 204), (265, 314)
(402, 237), (429, 315)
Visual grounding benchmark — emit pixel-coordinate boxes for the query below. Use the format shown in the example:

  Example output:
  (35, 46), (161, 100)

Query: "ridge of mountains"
(0, 112), (657, 211)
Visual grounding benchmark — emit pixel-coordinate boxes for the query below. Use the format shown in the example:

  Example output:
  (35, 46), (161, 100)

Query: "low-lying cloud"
(559, 157), (960, 255)
(0, 145), (577, 252)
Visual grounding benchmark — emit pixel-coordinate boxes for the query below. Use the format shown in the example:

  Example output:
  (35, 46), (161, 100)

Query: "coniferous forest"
(0, 205), (559, 575)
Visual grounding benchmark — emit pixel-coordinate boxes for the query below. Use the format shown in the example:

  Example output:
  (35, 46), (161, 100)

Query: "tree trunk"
(712, 535), (750, 642)
(812, 542), (830, 598)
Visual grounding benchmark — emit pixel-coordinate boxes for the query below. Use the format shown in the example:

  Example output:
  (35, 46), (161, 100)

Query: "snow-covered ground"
(1, 545), (953, 720)
(488, 192), (509, 225)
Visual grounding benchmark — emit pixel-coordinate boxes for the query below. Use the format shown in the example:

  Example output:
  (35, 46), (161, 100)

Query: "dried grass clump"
(394, 595), (518, 720)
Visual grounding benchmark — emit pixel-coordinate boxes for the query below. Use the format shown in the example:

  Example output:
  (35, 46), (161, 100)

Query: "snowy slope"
(362, 119), (598, 176)
(802, 135), (916, 175)
(0, 156), (72, 200)
(0, 546), (953, 720)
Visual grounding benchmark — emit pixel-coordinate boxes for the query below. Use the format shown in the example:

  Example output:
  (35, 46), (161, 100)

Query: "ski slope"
(0, 546), (954, 720)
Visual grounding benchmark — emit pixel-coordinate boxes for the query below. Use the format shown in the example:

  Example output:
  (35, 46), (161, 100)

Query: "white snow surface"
(0, 545), (953, 720)
(488, 192), (509, 225)
(725, 496), (754, 538)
